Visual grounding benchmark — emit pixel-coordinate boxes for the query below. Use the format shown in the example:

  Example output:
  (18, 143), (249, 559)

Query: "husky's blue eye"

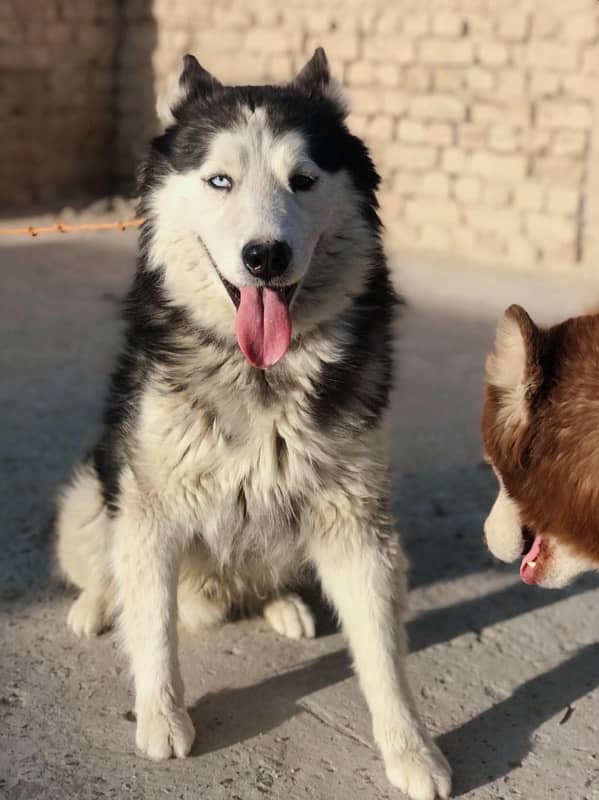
(290, 174), (317, 192)
(208, 175), (233, 190)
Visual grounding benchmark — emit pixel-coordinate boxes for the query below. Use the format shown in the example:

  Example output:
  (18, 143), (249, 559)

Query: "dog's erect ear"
(292, 48), (349, 117)
(156, 54), (222, 127)
(486, 305), (541, 425)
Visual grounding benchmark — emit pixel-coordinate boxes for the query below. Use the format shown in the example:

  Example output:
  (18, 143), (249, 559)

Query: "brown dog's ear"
(486, 305), (541, 424)
(156, 54), (222, 127)
(291, 48), (349, 117)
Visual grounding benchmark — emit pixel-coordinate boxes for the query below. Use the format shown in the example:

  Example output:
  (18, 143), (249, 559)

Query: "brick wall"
(0, 0), (122, 211)
(3, 0), (599, 271)
(137, 0), (599, 270)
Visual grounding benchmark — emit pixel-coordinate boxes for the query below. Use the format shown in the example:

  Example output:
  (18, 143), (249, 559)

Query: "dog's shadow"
(189, 639), (599, 794)
(440, 642), (599, 795)
(189, 648), (353, 756)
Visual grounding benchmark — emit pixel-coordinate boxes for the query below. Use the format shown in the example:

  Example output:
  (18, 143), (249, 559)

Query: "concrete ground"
(2, 227), (599, 800)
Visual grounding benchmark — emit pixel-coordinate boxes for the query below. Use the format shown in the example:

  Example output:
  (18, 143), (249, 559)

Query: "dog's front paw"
(135, 697), (195, 760)
(384, 739), (451, 800)
(264, 594), (315, 639)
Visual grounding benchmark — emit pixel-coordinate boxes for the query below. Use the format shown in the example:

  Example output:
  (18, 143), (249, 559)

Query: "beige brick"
(547, 188), (580, 216)
(453, 176), (481, 205)
(582, 47), (598, 75)
(466, 207), (519, 234)
(472, 102), (530, 127)
(363, 36), (414, 63)
(464, 11), (493, 37)
(453, 226), (477, 251)
(376, 64), (401, 88)
(406, 198), (460, 225)
(212, 6), (252, 28)
(496, 69), (526, 99)
(268, 55), (294, 82)
(303, 11), (334, 34)
(397, 120), (453, 146)
(245, 28), (301, 54)
(527, 129), (552, 154)
(527, 214), (578, 246)
(507, 236), (537, 265)
(397, 120), (426, 143)
(427, 123), (454, 146)
(404, 12), (429, 37)
(530, 70), (561, 97)
(392, 170), (422, 196)
(434, 68), (463, 92)
(381, 90), (408, 115)
(467, 67), (494, 93)
(515, 181), (545, 211)
(348, 113), (368, 137)
(432, 12), (464, 38)
(419, 224), (452, 250)
(552, 130), (587, 157)
(497, 11), (530, 41)
(403, 66), (432, 91)
(305, 31), (360, 60)
(488, 125), (520, 153)
(442, 147), (468, 174)
(388, 222), (419, 249)
(477, 41), (510, 67)
(469, 152), (528, 182)
(374, 8), (403, 33)
(365, 115), (394, 142)
(346, 61), (375, 87)
(418, 171), (451, 198)
(350, 89), (383, 115)
(527, 42), (579, 72)
(483, 183), (511, 208)
(409, 94), (465, 121)
(561, 73), (596, 99)
(459, 124), (486, 149)
(537, 100), (592, 130)
(385, 143), (438, 170)
(563, 11), (598, 42)
(533, 157), (584, 185)
(419, 38), (474, 65)
(531, 12), (562, 39)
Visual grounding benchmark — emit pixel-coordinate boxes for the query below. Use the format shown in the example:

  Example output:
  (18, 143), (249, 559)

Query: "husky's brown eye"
(290, 174), (317, 192)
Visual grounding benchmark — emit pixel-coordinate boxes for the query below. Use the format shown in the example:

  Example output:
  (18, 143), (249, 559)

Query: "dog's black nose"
(242, 240), (292, 281)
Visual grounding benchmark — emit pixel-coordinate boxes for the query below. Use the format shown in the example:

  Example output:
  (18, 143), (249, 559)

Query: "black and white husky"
(55, 50), (451, 800)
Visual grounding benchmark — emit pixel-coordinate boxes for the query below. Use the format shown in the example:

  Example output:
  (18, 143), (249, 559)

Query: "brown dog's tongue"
(235, 286), (291, 368)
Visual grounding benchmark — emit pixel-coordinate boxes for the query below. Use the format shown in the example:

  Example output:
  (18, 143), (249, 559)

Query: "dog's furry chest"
(136, 375), (331, 559)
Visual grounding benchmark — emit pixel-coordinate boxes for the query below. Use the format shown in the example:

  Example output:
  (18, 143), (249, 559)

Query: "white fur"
(55, 101), (451, 798)
(537, 540), (593, 588)
(486, 313), (529, 427)
(484, 477), (524, 563)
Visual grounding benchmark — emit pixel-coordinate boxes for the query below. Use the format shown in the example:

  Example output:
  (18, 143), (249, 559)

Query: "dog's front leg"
(112, 491), (195, 760)
(311, 525), (451, 800)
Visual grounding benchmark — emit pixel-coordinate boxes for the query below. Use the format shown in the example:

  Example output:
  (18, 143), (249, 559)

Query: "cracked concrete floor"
(2, 229), (599, 800)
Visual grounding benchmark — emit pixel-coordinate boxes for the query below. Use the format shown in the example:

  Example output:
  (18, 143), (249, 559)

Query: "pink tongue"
(235, 286), (291, 368)
(520, 534), (543, 585)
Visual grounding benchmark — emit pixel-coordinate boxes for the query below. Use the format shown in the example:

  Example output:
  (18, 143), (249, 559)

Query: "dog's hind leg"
(263, 594), (316, 639)
(55, 462), (116, 637)
(177, 543), (228, 632)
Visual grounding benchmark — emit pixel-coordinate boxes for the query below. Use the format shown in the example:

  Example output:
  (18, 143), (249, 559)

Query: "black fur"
(93, 60), (397, 513)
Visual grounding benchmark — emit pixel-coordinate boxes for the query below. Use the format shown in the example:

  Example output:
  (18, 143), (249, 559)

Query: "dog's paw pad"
(136, 702), (195, 760)
(384, 740), (451, 800)
(264, 594), (315, 640)
(67, 591), (108, 638)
